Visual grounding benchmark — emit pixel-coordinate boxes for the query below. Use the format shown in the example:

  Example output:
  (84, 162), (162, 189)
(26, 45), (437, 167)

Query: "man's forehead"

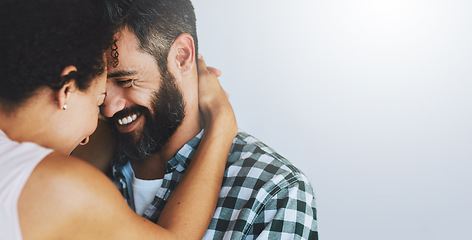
(106, 28), (142, 66)
(115, 27), (140, 49)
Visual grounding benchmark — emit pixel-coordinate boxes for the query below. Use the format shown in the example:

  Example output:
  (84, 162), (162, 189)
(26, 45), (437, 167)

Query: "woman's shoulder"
(18, 152), (128, 239)
(19, 152), (171, 240)
(26, 151), (112, 200)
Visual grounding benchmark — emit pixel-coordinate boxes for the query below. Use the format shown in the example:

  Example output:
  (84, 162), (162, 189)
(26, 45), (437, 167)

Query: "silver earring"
(63, 104), (68, 110)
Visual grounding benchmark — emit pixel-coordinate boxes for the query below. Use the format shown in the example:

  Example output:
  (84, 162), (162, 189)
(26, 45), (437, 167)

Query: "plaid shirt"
(111, 130), (318, 239)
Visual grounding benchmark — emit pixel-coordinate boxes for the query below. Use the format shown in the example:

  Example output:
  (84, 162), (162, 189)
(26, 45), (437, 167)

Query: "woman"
(0, 0), (236, 239)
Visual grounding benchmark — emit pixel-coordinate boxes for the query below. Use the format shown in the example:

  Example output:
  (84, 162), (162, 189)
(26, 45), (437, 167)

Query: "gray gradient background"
(192, 1), (472, 239)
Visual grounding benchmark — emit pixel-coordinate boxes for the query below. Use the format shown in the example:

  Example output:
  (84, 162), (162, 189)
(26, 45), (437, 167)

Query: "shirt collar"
(165, 130), (204, 173)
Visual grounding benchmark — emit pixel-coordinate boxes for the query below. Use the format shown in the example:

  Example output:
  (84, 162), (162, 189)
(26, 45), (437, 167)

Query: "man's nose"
(101, 83), (126, 118)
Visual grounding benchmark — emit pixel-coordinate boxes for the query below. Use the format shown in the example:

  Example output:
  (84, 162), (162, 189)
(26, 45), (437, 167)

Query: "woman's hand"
(197, 54), (237, 136)
(155, 55), (238, 238)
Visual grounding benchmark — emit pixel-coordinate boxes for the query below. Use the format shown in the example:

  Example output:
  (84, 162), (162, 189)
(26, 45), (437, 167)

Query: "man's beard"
(109, 70), (185, 165)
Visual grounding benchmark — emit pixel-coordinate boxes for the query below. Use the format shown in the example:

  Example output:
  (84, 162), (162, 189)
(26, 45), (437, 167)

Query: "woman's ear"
(169, 33), (196, 74)
(57, 65), (78, 110)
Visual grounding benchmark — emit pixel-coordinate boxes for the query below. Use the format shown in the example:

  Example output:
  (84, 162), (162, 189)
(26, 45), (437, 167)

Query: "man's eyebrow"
(107, 70), (137, 78)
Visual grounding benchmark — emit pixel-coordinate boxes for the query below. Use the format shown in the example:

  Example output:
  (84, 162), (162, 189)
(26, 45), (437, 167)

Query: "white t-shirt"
(132, 173), (164, 216)
(0, 130), (53, 240)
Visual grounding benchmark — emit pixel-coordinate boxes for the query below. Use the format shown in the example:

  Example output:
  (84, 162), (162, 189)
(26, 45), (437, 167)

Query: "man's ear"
(57, 65), (78, 110)
(169, 33), (196, 74)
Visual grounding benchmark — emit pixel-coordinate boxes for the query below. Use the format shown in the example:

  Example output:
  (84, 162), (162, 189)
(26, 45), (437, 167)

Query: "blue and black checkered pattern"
(112, 130), (318, 239)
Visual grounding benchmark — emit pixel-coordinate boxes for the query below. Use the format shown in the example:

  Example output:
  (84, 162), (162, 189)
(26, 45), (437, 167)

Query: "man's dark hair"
(107, 0), (198, 74)
(0, 0), (116, 113)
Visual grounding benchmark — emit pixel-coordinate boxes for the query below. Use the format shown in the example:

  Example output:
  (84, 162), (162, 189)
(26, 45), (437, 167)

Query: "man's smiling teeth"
(118, 114), (138, 126)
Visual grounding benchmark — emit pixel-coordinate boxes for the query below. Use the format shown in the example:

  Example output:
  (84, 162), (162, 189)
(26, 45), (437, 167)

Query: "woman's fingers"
(198, 54), (222, 77)
(196, 54), (233, 123)
(207, 67), (221, 77)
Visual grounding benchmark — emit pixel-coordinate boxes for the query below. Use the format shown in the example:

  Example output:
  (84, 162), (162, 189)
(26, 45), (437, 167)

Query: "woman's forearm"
(156, 110), (237, 239)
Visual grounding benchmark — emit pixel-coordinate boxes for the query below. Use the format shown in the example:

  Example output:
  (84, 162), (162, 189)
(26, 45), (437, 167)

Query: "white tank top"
(0, 130), (53, 240)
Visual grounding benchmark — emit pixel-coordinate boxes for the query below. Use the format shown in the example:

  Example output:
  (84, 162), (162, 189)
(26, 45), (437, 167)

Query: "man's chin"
(116, 133), (157, 161)
(117, 129), (144, 147)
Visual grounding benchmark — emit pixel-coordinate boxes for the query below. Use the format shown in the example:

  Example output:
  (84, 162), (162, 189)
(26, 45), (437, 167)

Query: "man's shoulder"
(225, 131), (312, 193)
(207, 131), (317, 239)
(229, 131), (305, 174)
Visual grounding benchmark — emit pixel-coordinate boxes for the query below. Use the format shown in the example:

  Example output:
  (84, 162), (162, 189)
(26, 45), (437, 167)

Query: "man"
(95, 0), (318, 238)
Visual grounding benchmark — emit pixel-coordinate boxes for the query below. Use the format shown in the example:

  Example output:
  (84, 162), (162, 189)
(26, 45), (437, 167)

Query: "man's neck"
(130, 111), (204, 180)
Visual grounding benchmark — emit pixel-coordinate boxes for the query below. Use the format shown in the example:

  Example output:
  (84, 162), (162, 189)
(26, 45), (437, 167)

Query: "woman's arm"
(156, 55), (238, 237)
(19, 56), (237, 240)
